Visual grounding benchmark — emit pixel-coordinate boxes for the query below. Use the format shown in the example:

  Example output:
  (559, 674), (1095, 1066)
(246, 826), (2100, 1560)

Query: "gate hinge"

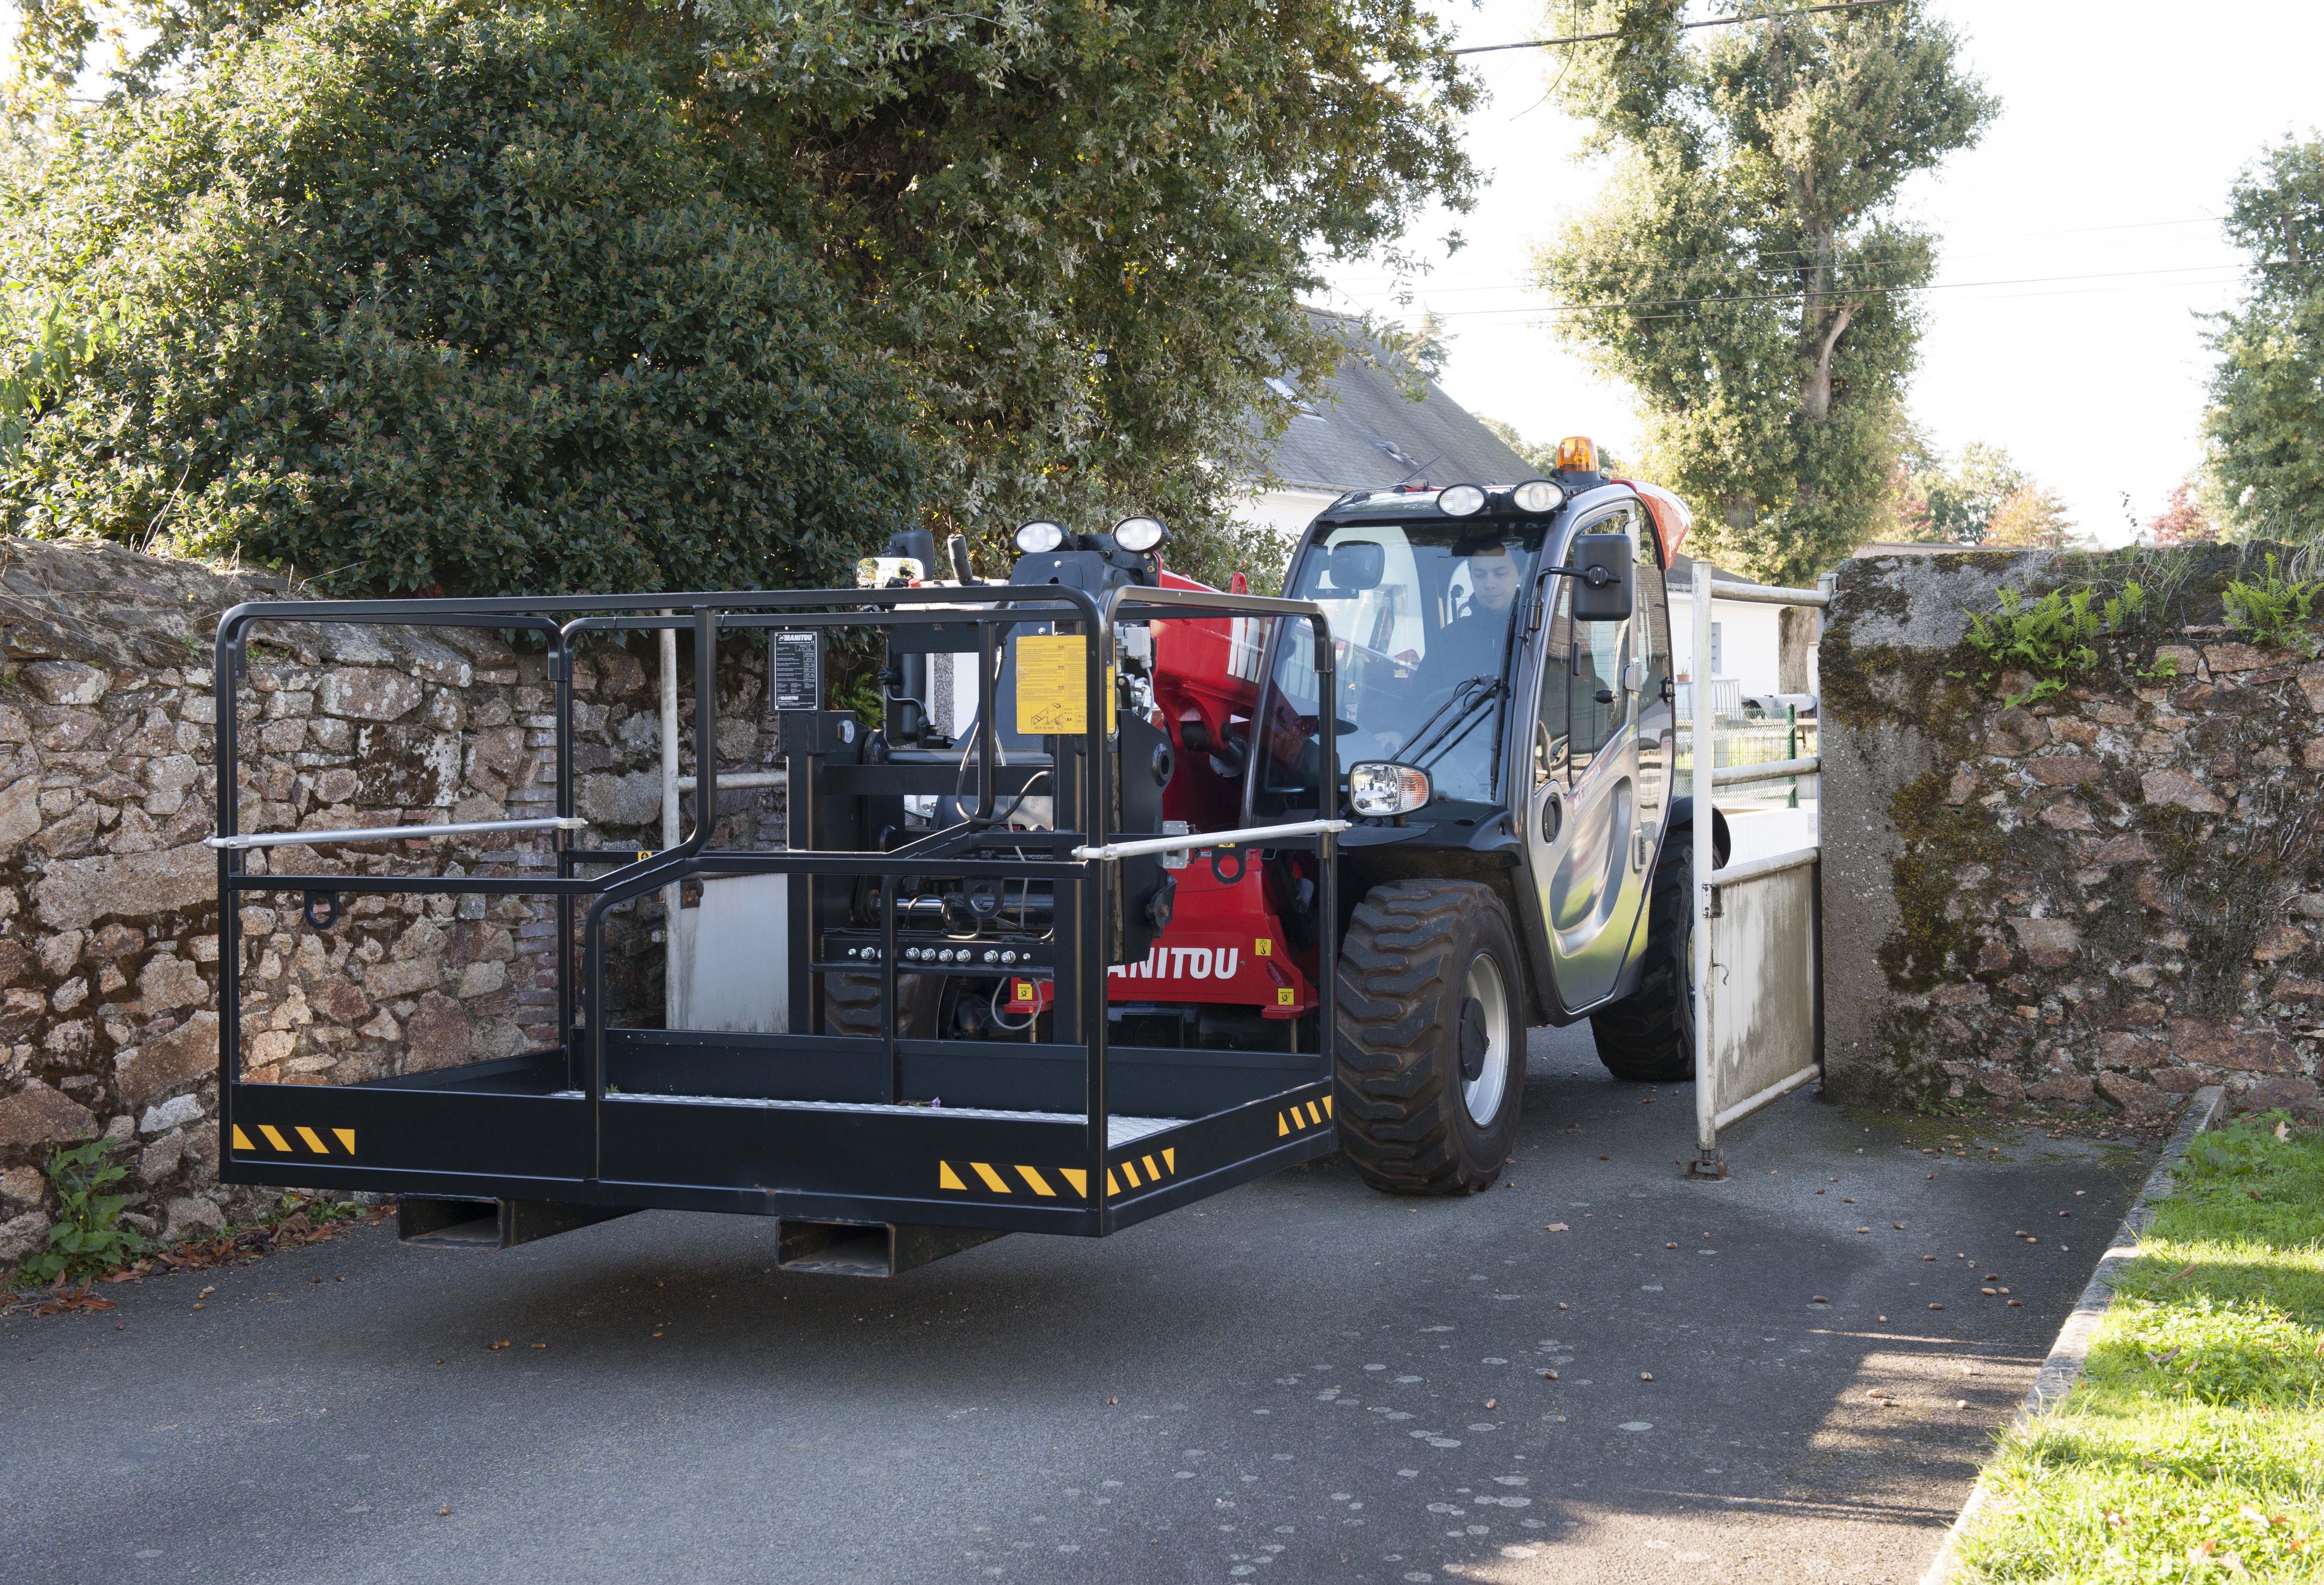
(548, 651), (569, 683)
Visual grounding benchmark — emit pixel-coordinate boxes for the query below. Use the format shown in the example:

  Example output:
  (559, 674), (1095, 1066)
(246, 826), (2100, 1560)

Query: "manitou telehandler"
(210, 438), (1722, 1273)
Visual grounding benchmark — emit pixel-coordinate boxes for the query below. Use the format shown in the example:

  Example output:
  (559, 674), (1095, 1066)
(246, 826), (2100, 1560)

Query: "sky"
(1319, 0), (2324, 547)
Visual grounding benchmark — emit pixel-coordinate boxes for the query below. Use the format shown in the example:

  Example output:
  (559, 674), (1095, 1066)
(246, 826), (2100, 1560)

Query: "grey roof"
(1257, 311), (1537, 494)
(1669, 552), (1760, 588)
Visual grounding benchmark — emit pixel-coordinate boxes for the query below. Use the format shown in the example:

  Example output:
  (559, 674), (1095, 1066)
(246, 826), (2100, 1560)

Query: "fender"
(1665, 796), (1731, 870)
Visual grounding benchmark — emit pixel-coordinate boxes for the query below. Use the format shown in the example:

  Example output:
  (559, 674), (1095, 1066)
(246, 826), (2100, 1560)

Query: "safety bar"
(1710, 756), (1819, 788)
(1708, 845), (1819, 887)
(1702, 581), (1831, 609)
(207, 816), (587, 851)
(1072, 819), (1350, 863)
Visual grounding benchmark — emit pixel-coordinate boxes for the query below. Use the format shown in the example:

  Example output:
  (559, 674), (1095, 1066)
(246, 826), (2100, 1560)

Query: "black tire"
(822, 971), (939, 1039)
(1334, 881), (1525, 1195)
(1590, 828), (1696, 1082)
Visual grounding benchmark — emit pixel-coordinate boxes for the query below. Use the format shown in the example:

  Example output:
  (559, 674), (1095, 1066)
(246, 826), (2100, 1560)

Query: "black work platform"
(208, 581), (1342, 1250)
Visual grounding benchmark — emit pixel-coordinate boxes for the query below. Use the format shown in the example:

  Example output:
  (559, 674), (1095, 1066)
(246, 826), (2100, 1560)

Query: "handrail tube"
(1704, 582), (1831, 609)
(1710, 756), (1820, 787)
(1708, 846), (1819, 887)
(1073, 819), (1351, 862)
(207, 816), (585, 851)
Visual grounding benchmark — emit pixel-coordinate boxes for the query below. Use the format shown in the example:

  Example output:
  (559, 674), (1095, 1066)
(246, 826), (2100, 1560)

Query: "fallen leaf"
(1892, 1223), (1905, 1230)
(1544, 1223), (1569, 1233)
(1982, 1288), (1997, 1296)
(2275, 1120), (2292, 1142)
(1856, 1227), (1871, 1234)
(1540, 1370), (1558, 1380)
(1811, 1296), (1829, 1304)
(1106, 1396), (1118, 1405)
(2171, 1263), (2197, 1281)
(1485, 1398), (1498, 1409)
(1639, 1373), (1652, 1382)
(2007, 1300), (2022, 1307)
(1930, 1303), (1944, 1311)
(439, 1507), (452, 1517)
(489, 1340), (511, 1351)
(1664, 1242), (1677, 1249)
(530, 1342), (547, 1351)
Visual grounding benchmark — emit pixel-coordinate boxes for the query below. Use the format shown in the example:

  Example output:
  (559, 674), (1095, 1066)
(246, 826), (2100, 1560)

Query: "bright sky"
(1320, 0), (2324, 547)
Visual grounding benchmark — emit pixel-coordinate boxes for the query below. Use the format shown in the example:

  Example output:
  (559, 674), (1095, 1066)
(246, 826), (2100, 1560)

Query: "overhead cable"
(1453, 0), (1905, 56)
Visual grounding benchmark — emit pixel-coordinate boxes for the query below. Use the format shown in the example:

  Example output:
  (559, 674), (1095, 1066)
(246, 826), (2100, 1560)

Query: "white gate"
(1686, 564), (1832, 1178)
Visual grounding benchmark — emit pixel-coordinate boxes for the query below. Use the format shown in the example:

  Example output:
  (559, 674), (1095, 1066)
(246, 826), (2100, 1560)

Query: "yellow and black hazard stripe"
(231, 1124), (356, 1156)
(1104, 1148), (1177, 1198)
(1277, 1094), (1333, 1137)
(938, 1161), (1090, 1199)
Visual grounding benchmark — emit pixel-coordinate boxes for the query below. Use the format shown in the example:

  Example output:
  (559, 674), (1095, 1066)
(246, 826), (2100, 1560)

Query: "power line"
(1451, 0), (1905, 57)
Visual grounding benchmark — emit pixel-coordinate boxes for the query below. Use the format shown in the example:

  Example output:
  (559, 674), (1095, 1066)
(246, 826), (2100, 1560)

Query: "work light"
(1015, 520), (1067, 554)
(1437, 484), (1486, 517)
(1113, 516), (1169, 553)
(1513, 479), (1563, 514)
(1349, 762), (1432, 818)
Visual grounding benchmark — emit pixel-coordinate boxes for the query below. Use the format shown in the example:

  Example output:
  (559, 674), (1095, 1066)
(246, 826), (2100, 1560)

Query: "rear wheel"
(1334, 881), (1524, 1195)
(1590, 828), (1696, 1081)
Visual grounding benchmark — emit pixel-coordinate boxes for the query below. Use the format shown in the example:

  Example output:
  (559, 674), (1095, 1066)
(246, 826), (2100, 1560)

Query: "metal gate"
(1685, 563), (1833, 1178)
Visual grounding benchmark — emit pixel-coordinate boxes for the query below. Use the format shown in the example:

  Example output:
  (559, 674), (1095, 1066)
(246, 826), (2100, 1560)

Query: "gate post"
(1687, 559), (1724, 1179)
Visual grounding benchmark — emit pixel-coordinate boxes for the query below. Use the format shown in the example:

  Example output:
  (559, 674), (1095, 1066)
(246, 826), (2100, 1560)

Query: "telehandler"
(210, 437), (1720, 1272)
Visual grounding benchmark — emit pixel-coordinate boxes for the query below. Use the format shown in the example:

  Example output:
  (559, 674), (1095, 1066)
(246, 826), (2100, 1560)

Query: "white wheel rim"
(1461, 954), (1513, 1127)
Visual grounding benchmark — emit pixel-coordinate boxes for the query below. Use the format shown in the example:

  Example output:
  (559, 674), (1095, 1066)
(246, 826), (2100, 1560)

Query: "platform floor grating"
(563, 1091), (1180, 1147)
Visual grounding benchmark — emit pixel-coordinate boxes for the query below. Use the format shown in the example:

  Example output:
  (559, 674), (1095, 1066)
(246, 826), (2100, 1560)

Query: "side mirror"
(1322, 540), (1384, 592)
(1570, 534), (1634, 622)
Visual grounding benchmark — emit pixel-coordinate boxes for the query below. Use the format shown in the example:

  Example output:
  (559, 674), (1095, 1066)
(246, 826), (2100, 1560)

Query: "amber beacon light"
(1554, 435), (1599, 474)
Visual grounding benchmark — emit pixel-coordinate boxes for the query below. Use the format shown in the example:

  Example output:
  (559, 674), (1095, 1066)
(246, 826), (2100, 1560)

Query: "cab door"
(1522, 505), (1658, 1012)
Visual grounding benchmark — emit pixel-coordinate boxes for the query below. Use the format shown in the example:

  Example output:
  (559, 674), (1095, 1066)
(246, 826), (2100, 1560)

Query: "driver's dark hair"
(1452, 535), (1513, 560)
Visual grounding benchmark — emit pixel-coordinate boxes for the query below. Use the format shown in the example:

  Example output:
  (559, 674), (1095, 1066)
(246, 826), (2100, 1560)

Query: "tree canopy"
(10, 0), (1479, 582)
(1, 0), (922, 595)
(2203, 134), (2324, 545)
(1533, 0), (1994, 586)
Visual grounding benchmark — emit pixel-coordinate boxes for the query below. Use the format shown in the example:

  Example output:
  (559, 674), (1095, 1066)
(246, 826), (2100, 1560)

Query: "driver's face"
(1466, 553), (1520, 613)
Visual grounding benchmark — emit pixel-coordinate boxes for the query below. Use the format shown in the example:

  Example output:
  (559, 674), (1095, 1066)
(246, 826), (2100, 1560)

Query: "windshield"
(1254, 519), (1547, 821)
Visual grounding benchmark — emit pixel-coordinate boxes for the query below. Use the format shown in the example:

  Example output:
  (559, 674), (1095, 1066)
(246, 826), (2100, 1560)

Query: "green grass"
(1957, 1115), (2324, 1581)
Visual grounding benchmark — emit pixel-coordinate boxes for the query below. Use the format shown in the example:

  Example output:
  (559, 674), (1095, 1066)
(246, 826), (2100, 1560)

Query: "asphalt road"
(3, 1026), (2150, 1585)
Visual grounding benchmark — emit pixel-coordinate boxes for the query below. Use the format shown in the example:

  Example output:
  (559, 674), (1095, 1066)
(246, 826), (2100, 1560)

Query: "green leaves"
(2204, 135), (2324, 547)
(1964, 579), (2147, 710)
(2219, 551), (2324, 654)
(19, 1135), (147, 1287)
(2, 0), (922, 595)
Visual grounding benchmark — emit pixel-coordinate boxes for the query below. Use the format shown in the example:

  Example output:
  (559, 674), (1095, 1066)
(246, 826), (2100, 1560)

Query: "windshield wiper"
(1401, 676), (1506, 767)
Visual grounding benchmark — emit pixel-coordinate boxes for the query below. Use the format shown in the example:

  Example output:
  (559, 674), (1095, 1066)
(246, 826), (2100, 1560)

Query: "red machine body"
(1007, 568), (1323, 1023)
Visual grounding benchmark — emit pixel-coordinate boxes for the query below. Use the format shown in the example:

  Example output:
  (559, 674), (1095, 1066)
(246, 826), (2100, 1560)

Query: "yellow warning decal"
(1277, 1093), (1334, 1137)
(232, 1122), (355, 1155)
(1276, 987), (1295, 1006)
(1255, 938), (1273, 957)
(1015, 635), (1088, 735)
(939, 1160), (1089, 1200)
(1105, 1145), (1179, 1198)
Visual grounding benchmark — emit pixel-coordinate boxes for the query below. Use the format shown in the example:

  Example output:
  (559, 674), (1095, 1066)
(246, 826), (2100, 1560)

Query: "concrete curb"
(1916, 1085), (2226, 1585)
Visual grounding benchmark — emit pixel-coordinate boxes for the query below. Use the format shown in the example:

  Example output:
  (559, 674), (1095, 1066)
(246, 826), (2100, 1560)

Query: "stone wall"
(0, 538), (777, 1271)
(1821, 544), (2323, 1124)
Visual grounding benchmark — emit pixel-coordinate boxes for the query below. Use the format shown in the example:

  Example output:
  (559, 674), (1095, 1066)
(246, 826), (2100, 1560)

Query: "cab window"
(1566, 508), (1635, 778)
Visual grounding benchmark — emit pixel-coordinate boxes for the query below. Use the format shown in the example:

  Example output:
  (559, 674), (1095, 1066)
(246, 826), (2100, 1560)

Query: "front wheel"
(1590, 827), (1696, 1081)
(1334, 881), (1524, 1195)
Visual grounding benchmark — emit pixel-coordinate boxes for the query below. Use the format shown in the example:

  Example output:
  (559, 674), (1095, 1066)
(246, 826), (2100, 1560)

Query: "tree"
(2203, 135), (2324, 544)
(0, 1), (922, 596)
(2145, 477), (2216, 546)
(1982, 483), (2076, 550)
(1533, 0), (1996, 587)
(11, 0), (1480, 580)
(1888, 440), (2026, 544)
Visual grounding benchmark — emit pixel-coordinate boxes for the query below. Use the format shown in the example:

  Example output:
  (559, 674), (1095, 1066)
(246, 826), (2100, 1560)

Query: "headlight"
(1015, 520), (1067, 554)
(1513, 479), (1562, 514)
(1113, 515), (1168, 553)
(1437, 483), (1486, 517)
(1349, 761), (1432, 818)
